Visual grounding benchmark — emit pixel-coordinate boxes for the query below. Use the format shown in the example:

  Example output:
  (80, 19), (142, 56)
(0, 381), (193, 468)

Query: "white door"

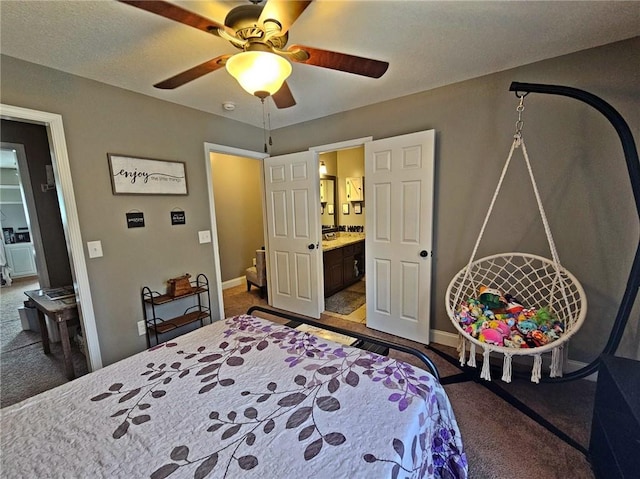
(264, 151), (323, 318)
(364, 130), (435, 343)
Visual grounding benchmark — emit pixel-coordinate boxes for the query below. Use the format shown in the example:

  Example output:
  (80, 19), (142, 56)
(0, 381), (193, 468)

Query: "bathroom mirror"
(320, 175), (337, 232)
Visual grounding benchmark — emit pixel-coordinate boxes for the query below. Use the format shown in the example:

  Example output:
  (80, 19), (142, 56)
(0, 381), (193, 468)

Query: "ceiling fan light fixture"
(226, 51), (292, 98)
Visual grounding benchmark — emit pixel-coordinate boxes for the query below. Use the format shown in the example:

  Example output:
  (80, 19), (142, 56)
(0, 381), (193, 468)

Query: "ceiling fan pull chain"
(268, 106), (273, 147)
(261, 98), (268, 153)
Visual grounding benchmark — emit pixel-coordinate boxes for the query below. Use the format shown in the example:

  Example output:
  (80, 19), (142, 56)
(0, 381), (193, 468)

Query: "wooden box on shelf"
(167, 273), (193, 297)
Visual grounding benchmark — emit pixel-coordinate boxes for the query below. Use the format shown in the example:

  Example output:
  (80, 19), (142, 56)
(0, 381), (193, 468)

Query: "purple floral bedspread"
(1, 315), (467, 478)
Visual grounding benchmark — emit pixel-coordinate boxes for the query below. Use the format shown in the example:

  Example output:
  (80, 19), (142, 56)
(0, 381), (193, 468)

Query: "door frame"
(203, 138), (371, 319)
(0, 103), (103, 371)
(309, 137), (372, 305)
(203, 142), (269, 319)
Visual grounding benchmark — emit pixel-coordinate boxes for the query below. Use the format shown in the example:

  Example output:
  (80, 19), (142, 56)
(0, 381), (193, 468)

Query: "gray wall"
(1, 36), (638, 366)
(210, 152), (264, 282)
(270, 37), (639, 363)
(1, 55), (264, 366)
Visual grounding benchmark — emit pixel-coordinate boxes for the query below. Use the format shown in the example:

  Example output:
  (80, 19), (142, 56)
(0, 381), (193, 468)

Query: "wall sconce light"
(319, 162), (327, 175)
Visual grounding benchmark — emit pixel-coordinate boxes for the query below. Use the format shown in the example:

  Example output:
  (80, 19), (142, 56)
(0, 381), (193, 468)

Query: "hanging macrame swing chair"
(445, 96), (587, 384)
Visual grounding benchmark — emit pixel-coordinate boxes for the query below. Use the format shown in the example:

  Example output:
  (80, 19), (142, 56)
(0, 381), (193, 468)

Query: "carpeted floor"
(222, 283), (596, 479)
(0, 277), (88, 408)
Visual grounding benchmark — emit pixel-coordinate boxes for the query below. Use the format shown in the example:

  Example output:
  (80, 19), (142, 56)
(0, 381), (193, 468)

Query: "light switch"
(198, 230), (211, 244)
(87, 240), (103, 258)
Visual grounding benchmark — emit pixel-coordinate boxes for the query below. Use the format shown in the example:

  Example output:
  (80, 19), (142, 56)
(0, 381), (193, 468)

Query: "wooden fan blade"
(272, 81), (296, 109)
(258, 0), (312, 36)
(288, 44), (389, 78)
(117, 0), (234, 37)
(154, 55), (231, 89)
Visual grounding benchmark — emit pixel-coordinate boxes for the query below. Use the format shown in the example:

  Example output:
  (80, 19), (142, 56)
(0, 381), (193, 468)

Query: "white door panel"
(365, 130), (435, 343)
(264, 151), (322, 318)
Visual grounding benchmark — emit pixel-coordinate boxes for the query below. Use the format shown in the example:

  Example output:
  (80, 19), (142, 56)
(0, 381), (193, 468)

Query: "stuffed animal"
(479, 327), (504, 346)
(504, 332), (528, 348)
(530, 330), (549, 347)
(478, 286), (507, 310)
(532, 306), (554, 325)
(505, 294), (525, 314)
(517, 319), (538, 335)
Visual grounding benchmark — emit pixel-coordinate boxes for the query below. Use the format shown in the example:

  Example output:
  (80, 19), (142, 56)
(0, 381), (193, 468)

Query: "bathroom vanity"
(322, 234), (364, 297)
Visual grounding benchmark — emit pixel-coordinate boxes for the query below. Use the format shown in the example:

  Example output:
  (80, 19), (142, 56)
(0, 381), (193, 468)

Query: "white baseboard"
(430, 329), (459, 348)
(222, 276), (245, 290)
(429, 328), (597, 382)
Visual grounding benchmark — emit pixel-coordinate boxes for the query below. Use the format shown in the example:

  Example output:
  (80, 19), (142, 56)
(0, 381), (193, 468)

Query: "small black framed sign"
(126, 211), (145, 228)
(170, 210), (186, 225)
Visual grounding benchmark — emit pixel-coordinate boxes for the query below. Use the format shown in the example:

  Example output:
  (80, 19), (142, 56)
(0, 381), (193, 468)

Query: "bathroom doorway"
(318, 145), (366, 325)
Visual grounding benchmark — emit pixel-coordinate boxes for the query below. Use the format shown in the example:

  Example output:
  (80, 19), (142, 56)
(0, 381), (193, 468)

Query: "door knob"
(419, 250), (428, 257)
(308, 243), (316, 250)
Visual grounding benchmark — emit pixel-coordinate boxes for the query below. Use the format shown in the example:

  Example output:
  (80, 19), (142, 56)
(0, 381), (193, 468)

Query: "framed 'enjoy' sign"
(108, 154), (188, 195)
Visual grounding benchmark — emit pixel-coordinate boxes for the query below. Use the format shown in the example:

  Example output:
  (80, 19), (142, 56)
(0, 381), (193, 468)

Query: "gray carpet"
(1, 278), (89, 409)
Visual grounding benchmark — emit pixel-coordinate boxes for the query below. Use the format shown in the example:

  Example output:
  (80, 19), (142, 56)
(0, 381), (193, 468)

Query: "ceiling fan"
(118, 0), (389, 108)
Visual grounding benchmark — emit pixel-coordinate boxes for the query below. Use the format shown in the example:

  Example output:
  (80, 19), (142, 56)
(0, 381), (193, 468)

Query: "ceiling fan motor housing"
(224, 4), (286, 50)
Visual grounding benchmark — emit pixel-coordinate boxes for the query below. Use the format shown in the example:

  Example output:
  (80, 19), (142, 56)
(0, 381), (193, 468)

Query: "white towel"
(0, 236), (12, 286)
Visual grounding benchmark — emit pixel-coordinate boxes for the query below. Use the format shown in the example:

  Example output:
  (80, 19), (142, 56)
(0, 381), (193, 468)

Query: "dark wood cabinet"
(589, 355), (640, 479)
(323, 240), (364, 297)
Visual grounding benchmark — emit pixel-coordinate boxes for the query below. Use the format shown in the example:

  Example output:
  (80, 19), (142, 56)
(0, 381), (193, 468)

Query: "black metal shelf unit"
(141, 273), (211, 348)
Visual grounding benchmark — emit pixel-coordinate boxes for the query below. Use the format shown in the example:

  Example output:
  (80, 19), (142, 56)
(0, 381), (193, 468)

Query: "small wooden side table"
(24, 288), (80, 380)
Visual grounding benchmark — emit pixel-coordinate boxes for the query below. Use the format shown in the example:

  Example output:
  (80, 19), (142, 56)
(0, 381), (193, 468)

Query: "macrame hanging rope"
(446, 94), (587, 383)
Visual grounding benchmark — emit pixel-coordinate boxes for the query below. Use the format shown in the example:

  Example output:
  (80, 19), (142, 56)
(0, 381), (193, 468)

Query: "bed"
(1, 307), (467, 478)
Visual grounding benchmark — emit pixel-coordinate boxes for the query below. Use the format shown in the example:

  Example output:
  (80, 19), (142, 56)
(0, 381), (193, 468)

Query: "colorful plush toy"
(455, 287), (562, 349)
(530, 330), (549, 347)
(479, 327), (505, 346)
(505, 294), (525, 314)
(504, 332), (528, 348)
(478, 286), (507, 310)
(517, 319), (538, 335)
(532, 306), (553, 325)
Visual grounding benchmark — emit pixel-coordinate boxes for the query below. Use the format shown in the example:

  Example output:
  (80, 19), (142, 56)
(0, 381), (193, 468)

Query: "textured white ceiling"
(1, 1), (638, 129)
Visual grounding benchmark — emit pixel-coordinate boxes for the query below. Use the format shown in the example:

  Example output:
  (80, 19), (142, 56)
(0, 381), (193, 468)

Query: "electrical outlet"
(137, 320), (146, 336)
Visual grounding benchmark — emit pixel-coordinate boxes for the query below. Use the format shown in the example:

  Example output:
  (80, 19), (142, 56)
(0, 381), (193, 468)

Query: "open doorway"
(318, 146), (366, 325)
(0, 105), (102, 407)
(203, 142), (269, 319)
(0, 134), (88, 407)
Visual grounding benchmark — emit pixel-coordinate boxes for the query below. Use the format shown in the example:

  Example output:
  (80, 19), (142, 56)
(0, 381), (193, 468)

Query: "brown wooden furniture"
(24, 288), (80, 380)
(142, 273), (211, 348)
(323, 240), (364, 297)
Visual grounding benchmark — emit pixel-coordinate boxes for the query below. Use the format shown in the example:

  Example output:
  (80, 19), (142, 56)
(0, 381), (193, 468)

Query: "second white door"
(364, 130), (435, 343)
(263, 151), (323, 318)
